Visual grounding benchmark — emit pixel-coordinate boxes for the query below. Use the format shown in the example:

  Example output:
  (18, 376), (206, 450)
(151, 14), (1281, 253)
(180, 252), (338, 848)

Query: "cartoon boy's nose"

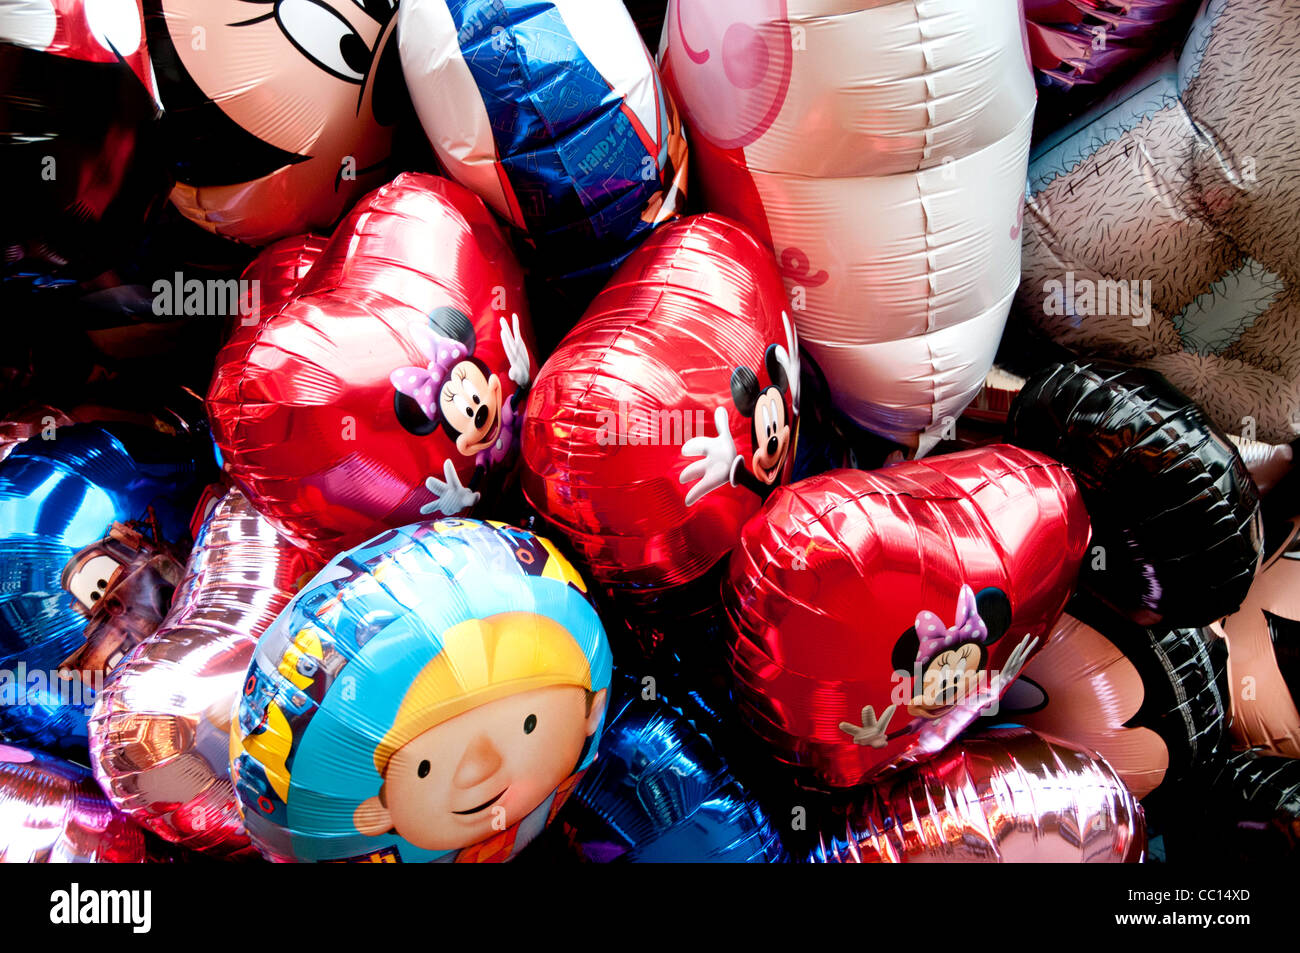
(766, 435), (778, 456)
(453, 734), (502, 789)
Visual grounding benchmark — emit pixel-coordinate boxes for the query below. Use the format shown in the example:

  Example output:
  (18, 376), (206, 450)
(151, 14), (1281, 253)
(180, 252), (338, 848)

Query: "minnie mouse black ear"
(976, 587), (1013, 642)
(891, 627), (921, 674)
(394, 392), (439, 436)
(428, 306), (475, 351)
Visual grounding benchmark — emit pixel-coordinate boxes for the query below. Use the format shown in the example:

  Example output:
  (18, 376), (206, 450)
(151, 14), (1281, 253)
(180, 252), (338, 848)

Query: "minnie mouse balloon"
(89, 488), (319, 859)
(997, 608), (1228, 802)
(230, 519), (612, 863)
(1007, 360), (1262, 627)
(809, 727), (1146, 863)
(660, 0), (1036, 453)
(208, 173), (536, 558)
(521, 214), (799, 615)
(724, 445), (1090, 788)
(145, 0), (403, 245)
(1018, 0), (1300, 444)
(0, 743), (162, 863)
(398, 0), (688, 294)
(1, 0), (171, 278)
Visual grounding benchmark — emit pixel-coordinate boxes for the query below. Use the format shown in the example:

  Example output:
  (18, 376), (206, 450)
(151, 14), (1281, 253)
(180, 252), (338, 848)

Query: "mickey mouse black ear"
(731, 366), (760, 417)
(976, 587), (1013, 642)
(428, 306), (475, 351)
(765, 343), (789, 394)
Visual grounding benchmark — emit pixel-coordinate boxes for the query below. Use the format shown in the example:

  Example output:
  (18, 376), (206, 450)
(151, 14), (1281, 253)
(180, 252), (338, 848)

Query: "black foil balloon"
(1007, 360), (1261, 627)
(558, 678), (788, 863)
(0, 1), (172, 279)
(1175, 750), (1300, 862)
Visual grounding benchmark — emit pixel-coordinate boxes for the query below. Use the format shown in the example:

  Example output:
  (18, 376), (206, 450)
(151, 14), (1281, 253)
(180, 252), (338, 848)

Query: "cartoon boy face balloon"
(353, 624), (606, 855)
(145, 0), (402, 244)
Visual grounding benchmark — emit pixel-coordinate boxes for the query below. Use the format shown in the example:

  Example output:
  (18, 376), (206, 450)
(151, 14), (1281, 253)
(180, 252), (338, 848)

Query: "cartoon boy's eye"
(523, 714), (537, 734)
(417, 759), (431, 778)
(275, 0), (371, 83)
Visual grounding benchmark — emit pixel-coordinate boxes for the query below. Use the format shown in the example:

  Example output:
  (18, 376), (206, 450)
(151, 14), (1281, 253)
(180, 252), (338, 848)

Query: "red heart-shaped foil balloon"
(208, 173), (535, 558)
(521, 214), (797, 612)
(723, 445), (1091, 788)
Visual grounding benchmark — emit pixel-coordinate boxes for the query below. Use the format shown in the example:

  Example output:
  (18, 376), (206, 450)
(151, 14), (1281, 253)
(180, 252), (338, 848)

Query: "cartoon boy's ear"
(891, 627), (921, 674)
(765, 343), (789, 395)
(584, 688), (608, 736)
(354, 790), (392, 838)
(975, 587), (1012, 643)
(731, 366), (760, 417)
(428, 306), (476, 352)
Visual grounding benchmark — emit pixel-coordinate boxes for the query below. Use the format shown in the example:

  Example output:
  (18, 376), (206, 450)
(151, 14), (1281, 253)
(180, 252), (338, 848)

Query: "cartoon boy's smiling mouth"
(453, 789), (506, 816)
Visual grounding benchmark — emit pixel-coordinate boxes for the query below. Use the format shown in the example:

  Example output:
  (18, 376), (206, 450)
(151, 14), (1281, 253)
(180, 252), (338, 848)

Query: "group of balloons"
(0, 0), (1297, 864)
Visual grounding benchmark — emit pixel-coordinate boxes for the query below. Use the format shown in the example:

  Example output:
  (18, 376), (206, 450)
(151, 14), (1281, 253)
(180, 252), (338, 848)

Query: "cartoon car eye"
(665, 0), (792, 149)
(65, 554), (124, 610)
(272, 0), (372, 83)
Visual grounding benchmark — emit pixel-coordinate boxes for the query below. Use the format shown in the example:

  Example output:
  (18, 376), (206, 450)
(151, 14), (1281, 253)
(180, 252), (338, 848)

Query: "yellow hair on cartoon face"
(372, 611), (593, 778)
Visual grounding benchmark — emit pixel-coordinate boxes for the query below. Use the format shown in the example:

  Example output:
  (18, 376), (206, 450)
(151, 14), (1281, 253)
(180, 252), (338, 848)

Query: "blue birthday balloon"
(0, 423), (204, 751)
(561, 678), (788, 863)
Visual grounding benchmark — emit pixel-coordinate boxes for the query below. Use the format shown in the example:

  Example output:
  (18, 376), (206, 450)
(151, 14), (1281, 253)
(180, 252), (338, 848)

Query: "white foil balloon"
(88, 488), (318, 859)
(660, 0), (1036, 453)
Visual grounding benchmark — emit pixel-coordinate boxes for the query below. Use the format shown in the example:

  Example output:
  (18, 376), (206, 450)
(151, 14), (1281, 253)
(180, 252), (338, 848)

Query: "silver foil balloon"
(88, 488), (318, 859)
(0, 743), (158, 863)
(809, 727), (1146, 863)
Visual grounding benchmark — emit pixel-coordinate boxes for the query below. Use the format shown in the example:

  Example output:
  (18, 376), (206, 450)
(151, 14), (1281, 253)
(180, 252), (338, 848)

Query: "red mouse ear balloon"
(208, 173), (534, 558)
(723, 445), (1090, 789)
(521, 214), (798, 617)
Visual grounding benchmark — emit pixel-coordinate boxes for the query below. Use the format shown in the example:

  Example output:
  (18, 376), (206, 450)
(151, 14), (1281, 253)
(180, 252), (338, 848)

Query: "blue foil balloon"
(0, 423), (203, 751)
(398, 0), (689, 296)
(562, 679), (788, 862)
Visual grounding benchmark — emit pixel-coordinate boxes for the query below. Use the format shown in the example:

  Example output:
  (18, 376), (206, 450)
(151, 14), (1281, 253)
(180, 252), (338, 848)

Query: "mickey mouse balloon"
(230, 519), (613, 863)
(144, 0), (404, 244)
(521, 214), (798, 616)
(208, 173), (536, 558)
